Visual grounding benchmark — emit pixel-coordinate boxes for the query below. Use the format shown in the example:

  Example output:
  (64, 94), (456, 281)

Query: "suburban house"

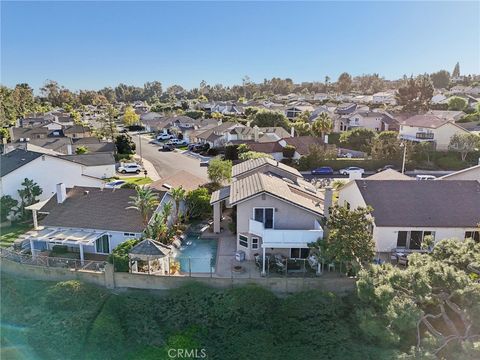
(337, 180), (480, 253)
(229, 126), (291, 143)
(24, 185), (156, 264)
(426, 110), (466, 122)
(278, 136), (330, 160)
(399, 114), (471, 150)
(285, 102), (315, 119)
(346, 111), (398, 132)
(0, 149), (115, 201)
(372, 91), (397, 105)
(192, 122), (244, 148)
(210, 158), (331, 274)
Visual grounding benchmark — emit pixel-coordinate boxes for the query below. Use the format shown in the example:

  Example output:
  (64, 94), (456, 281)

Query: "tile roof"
(232, 157), (301, 178)
(228, 172), (324, 215)
(210, 185), (231, 204)
(39, 186), (164, 233)
(0, 149), (43, 177)
(282, 136), (326, 156)
(149, 170), (207, 192)
(401, 115), (450, 128)
(355, 180), (480, 227)
(247, 141), (284, 153)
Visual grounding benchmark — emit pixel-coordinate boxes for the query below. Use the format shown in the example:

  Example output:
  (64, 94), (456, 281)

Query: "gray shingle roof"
(355, 180), (480, 227)
(39, 186), (163, 233)
(0, 149), (43, 177)
(232, 157), (301, 178)
(58, 153), (115, 166)
(129, 239), (171, 257)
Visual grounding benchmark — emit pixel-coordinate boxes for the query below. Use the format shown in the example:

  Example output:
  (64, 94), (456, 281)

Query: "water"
(1, 322), (38, 360)
(174, 234), (218, 273)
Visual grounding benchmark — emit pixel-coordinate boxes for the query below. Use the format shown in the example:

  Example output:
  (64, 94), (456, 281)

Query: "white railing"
(249, 219), (323, 247)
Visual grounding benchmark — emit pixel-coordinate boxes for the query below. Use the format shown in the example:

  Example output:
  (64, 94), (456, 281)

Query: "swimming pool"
(174, 233), (218, 273)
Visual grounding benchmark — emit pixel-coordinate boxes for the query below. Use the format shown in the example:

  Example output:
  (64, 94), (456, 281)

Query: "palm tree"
(161, 201), (173, 225)
(127, 187), (159, 226)
(170, 187), (186, 224)
(311, 112), (333, 141)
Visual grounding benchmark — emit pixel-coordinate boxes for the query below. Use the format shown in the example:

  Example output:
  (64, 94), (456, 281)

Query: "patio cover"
(27, 228), (106, 246)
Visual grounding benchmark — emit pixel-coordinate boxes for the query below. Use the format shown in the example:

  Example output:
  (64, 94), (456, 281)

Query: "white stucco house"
(399, 115), (471, 150)
(338, 179), (480, 253)
(0, 149), (115, 201)
(211, 158), (331, 274)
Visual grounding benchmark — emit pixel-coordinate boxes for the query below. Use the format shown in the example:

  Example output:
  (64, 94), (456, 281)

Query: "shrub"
(207, 147), (219, 156)
(224, 144), (239, 161)
(282, 145), (296, 158)
(108, 239), (139, 272)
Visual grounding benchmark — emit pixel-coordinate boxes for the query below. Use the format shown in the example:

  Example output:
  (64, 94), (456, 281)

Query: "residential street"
(132, 134), (208, 180)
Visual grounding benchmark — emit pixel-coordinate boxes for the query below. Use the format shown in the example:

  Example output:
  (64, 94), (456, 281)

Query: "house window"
(465, 231), (480, 242)
(344, 201), (350, 210)
(124, 232), (136, 238)
(96, 234), (110, 254)
(253, 208), (274, 229)
(291, 248), (309, 259)
(238, 235), (248, 248)
(251, 237), (259, 250)
(396, 231), (436, 249)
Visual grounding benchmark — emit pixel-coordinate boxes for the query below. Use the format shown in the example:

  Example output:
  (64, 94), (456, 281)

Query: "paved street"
(132, 134), (208, 180)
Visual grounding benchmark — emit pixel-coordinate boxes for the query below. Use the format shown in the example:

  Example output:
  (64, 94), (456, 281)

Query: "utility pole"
(401, 142), (407, 174)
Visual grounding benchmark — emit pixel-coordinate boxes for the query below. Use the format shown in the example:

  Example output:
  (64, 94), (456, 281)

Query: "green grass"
(120, 176), (153, 185)
(0, 222), (31, 248)
(177, 145), (189, 151)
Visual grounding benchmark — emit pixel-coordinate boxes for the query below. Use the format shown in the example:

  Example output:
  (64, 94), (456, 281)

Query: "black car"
(159, 144), (174, 152)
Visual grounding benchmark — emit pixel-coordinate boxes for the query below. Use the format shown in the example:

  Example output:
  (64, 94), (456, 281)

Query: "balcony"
(249, 219), (323, 248)
(416, 132), (434, 140)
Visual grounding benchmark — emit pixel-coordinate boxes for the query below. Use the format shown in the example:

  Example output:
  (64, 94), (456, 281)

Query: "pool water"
(174, 234), (218, 273)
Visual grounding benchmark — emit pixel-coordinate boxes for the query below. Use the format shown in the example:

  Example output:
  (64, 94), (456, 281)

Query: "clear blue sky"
(1, 1), (479, 91)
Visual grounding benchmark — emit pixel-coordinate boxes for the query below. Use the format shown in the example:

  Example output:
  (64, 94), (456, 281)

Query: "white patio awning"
(27, 228), (106, 246)
(25, 197), (52, 212)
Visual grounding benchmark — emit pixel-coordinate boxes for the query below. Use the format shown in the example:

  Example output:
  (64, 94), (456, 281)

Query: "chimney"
(56, 183), (67, 204)
(253, 125), (259, 142)
(66, 144), (73, 155)
(324, 186), (333, 220)
(290, 126), (295, 137)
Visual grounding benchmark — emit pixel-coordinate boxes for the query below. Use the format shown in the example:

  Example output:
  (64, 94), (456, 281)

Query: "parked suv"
(339, 166), (365, 175)
(167, 138), (188, 146)
(156, 133), (174, 141)
(118, 163), (142, 174)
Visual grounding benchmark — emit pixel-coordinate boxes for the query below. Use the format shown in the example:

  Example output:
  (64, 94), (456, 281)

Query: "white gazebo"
(128, 239), (172, 275)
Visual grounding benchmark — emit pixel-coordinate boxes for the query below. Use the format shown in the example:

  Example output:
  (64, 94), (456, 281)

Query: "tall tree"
(395, 75), (434, 112)
(448, 133), (480, 161)
(123, 105), (140, 126)
(370, 131), (402, 161)
(447, 96), (467, 111)
(250, 109), (290, 130)
(207, 158), (232, 186)
(452, 62), (460, 78)
(170, 187), (186, 224)
(127, 187), (159, 226)
(337, 72), (353, 93)
(311, 112), (333, 140)
(17, 178), (43, 217)
(430, 70), (450, 89)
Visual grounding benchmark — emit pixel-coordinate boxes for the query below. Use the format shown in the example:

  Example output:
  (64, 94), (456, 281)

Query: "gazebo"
(128, 239), (172, 275)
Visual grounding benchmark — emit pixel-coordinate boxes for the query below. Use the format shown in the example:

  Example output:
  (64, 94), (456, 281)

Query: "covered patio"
(25, 227), (109, 265)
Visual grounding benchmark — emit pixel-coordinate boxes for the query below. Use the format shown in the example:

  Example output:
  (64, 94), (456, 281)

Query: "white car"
(105, 180), (127, 188)
(156, 133), (174, 141)
(167, 138), (188, 146)
(416, 175), (436, 181)
(339, 166), (365, 175)
(118, 163), (142, 174)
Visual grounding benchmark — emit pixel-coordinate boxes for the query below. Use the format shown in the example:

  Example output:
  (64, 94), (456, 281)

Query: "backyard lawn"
(120, 176), (153, 185)
(0, 222), (32, 248)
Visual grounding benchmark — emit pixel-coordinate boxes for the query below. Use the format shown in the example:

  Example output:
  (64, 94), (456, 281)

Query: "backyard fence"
(0, 248), (106, 273)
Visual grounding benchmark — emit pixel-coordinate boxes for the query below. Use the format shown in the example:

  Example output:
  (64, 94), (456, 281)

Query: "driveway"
(132, 133), (208, 180)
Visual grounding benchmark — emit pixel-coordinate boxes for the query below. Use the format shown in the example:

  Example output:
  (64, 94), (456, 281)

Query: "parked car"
(167, 138), (188, 146)
(339, 166), (365, 175)
(189, 143), (209, 153)
(200, 159), (210, 167)
(159, 144), (175, 152)
(311, 167), (334, 175)
(117, 163), (142, 174)
(105, 180), (127, 188)
(377, 165), (397, 172)
(156, 133), (174, 141)
(416, 175), (436, 181)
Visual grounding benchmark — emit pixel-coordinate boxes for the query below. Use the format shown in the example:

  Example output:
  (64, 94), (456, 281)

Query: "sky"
(1, 1), (479, 91)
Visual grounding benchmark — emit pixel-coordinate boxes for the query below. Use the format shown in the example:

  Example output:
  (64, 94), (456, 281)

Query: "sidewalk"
(133, 155), (160, 181)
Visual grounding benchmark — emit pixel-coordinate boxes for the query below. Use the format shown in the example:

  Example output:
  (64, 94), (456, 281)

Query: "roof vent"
(163, 183), (172, 190)
(84, 190), (90, 195)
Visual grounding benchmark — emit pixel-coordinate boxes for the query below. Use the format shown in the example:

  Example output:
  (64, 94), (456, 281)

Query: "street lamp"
(400, 142), (407, 174)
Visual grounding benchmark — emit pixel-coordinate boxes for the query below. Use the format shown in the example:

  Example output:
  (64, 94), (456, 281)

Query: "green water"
(1, 323), (38, 360)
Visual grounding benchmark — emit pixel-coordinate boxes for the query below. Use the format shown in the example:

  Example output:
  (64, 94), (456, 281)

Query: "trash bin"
(235, 251), (245, 262)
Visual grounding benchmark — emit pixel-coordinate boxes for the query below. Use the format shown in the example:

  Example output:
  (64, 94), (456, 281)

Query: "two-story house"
(210, 158), (332, 274)
(338, 180), (480, 253)
(399, 115), (471, 150)
(346, 111), (398, 132)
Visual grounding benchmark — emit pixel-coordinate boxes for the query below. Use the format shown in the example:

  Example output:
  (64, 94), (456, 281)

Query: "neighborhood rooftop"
(232, 157), (302, 178)
(39, 186), (165, 233)
(355, 179), (480, 227)
(0, 149), (43, 177)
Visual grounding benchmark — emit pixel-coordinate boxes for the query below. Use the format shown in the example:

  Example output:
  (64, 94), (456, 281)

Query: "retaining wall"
(0, 257), (355, 294)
